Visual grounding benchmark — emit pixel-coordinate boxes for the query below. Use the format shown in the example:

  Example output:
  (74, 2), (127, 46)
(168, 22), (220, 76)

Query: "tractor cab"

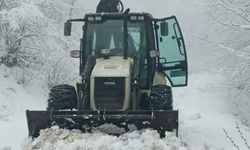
(65, 12), (188, 89)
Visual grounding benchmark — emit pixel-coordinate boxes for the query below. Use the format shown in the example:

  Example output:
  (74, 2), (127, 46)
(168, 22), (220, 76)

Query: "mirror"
(64, 22), (72, 36)
(70, 50), (80, 58)
(160, 21), (169, 36)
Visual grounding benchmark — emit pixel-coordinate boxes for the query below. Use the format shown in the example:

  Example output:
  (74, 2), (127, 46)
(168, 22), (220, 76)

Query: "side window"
(155, 16), (188, 87)
(127, 23), (144, 56)
(127, 22), (149, 89)
(128, 28), (140, 51)
(92, 30), (97, 53)
(85, 25), (96, 56)
(110, 36), (115, 49)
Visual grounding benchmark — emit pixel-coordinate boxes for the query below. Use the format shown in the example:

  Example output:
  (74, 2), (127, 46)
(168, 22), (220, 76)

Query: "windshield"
(86, 20), (145, 58)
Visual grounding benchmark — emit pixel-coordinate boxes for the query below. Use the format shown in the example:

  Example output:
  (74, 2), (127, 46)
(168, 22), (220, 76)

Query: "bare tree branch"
(208, 0), (250, 30)
(220, 0), (250, 23)
(223, 128), (240, 150)
(219, 44), (250, 60)
(0, 0), (5, 10)
(236, 122), (250, 150)
(68, 0), (77, 19)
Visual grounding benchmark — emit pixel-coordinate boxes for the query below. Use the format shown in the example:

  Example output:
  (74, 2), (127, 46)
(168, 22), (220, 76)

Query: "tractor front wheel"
(148, 85), (173, 110)
(47, 84), (77, 110)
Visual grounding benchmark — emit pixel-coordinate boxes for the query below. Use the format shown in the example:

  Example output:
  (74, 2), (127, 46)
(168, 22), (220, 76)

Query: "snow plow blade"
(26, 110), (178, 138)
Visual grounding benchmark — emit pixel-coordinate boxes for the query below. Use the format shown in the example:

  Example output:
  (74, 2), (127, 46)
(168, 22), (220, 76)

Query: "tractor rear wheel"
(47, 84), (77, 110)
(148, 85), (173, 110)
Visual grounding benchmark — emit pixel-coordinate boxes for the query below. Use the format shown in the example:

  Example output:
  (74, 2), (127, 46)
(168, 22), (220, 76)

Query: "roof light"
(95, 16), (102, 21)
(130, 16), (137, 20)
(138, 16), (145, 20)
(87, 17), (94, 21)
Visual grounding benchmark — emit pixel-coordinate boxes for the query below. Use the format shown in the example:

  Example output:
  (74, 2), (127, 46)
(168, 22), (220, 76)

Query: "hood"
(91, 57), (133, 78)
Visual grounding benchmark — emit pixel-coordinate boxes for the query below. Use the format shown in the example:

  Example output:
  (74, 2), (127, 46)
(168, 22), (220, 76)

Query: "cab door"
(154, 16), (188, 87)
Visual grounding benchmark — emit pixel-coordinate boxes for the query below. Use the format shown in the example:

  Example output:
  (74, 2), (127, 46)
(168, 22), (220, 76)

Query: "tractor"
(26, 0), (188, 138)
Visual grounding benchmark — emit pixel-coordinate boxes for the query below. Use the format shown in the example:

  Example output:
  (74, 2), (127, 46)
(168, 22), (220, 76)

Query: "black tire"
(47, 84), (77, 110)
(148, 85), (173, 110)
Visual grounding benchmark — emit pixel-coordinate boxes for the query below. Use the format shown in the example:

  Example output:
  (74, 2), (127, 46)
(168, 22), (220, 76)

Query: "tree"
(207, 0), (250, 126)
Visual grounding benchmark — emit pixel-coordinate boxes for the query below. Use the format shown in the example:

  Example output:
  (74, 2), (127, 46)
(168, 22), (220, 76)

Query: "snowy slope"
(175, 72), (250, 150)
(0, 66), (47, 150)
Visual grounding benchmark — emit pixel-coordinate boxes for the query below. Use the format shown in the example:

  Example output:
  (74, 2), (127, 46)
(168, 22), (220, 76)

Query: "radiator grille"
(94, 77), (125, 110)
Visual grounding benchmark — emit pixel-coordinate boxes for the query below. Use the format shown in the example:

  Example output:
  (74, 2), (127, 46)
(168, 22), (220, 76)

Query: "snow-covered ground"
(0, 67), (47, 150)
(175, 73), (250, 150)
(23, 127), (187, 150)
(1, 67), (250, 150)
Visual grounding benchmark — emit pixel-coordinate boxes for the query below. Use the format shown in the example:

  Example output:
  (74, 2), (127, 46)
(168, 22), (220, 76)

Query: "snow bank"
(0, 66), (47, 150)
(23, 126), (188, 150)
(174, 72), (250, 150)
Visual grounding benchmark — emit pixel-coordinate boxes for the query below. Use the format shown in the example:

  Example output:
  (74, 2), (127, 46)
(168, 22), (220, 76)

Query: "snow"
(0, 66), (47, 150)
(6, 2), (45, 30)
(175, 72), (250, 149)
(240, 25), (250, 30)
(218, 44), (250, 60)
(1, 69), (250, 149)
(23, 127), (187, 150)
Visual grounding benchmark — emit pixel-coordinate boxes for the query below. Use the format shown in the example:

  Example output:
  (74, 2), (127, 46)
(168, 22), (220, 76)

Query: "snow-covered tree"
(207, 0), (250, 126)
(0, 0), (81, 86)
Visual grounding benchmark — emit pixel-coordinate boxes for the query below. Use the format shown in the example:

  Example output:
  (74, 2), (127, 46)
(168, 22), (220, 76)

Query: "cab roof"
(84, 12), (154, 20)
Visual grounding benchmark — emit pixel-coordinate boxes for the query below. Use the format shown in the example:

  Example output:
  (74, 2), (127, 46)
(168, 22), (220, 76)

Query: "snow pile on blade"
(23, 126), (188, 150)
